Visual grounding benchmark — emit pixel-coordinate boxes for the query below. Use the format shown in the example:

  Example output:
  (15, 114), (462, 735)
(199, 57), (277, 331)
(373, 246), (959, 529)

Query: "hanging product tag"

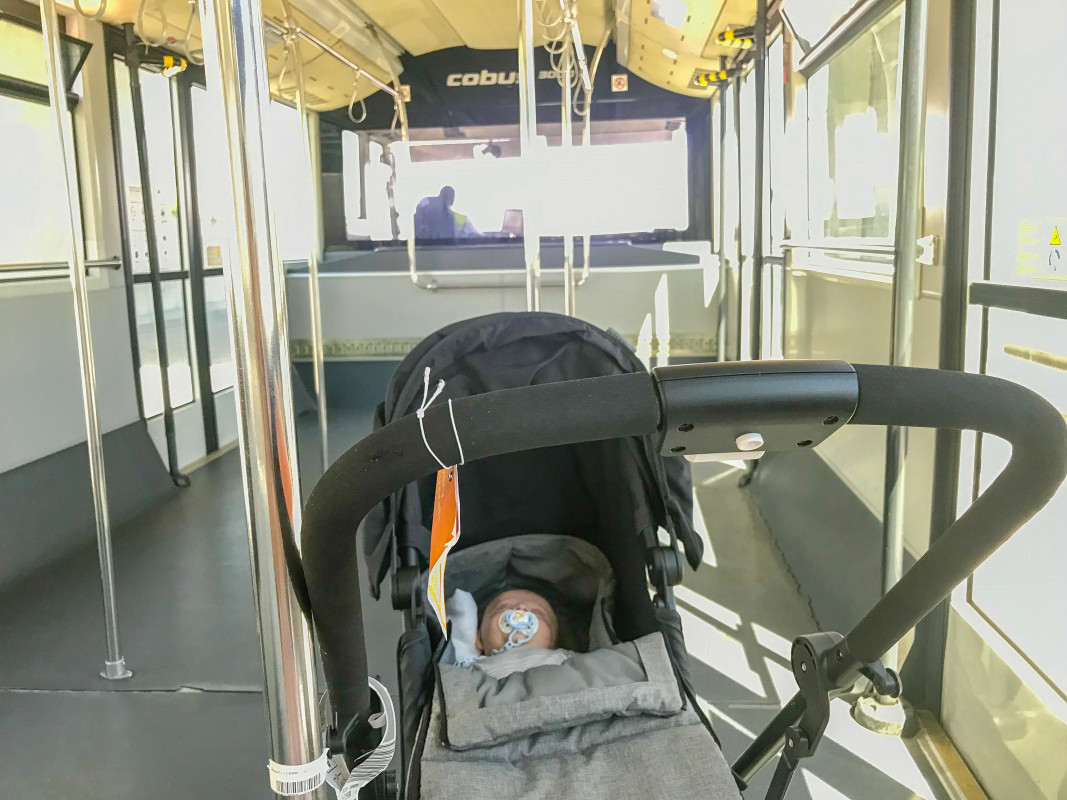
(267, 749), (329, 796)
(426, 466), (461, 635)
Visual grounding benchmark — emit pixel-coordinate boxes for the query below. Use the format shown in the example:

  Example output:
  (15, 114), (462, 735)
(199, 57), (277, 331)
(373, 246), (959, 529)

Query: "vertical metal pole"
(916, 0), (978, 715)
(561, 46), (576, 316)
(716, 71), (728, 362)
(580, 94), (591, 286)
(39, 0), (132, 681)
(750, 0), (767, 360)
(198, 0), (324, 791)
(732, 74), (744, 362)
(881, 0), (930, 673)
(290, 36), (330, 471)
(124, 26), (189, 488)
(577, 30), (610, 289)
(518, 0), (541, 311)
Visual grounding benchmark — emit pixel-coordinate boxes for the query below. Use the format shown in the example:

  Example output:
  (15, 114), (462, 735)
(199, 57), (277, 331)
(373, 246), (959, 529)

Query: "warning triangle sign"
(1052, 227), (1062, 246)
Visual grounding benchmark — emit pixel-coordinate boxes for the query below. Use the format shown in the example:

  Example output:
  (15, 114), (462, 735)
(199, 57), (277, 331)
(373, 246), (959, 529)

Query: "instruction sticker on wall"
(426, 466), (460, 634)
(1018, 216), (1066, 282)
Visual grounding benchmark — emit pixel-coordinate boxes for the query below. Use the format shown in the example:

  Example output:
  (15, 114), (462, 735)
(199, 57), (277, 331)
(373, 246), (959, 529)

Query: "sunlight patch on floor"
(677, 603), (766, 700)
(689, 490), (719, 568)
(823, 698), (938, 799)
(676, 585), (743, 629)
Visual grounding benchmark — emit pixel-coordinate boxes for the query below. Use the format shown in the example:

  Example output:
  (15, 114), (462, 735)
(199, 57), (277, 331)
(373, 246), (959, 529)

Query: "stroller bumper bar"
(297, 361), (1067, 768)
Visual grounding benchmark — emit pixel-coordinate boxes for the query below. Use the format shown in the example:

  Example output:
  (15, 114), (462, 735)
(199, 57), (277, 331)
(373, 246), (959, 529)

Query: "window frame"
(0, 9), (105, 290)
(779, 0), (906, 281)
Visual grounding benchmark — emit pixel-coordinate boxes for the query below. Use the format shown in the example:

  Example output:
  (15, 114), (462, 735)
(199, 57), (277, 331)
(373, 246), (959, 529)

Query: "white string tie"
(416, 367), (448, 470)
(448, 399), (466, 466)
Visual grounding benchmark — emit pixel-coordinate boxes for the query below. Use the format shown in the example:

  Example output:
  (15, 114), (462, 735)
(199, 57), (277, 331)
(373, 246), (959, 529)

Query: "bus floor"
(0, 409), (952, 799)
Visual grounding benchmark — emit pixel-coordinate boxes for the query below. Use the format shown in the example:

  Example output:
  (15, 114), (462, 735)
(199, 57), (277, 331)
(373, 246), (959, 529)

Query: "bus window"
(341, 120), (690, 247)
(806, 5), (903, 241)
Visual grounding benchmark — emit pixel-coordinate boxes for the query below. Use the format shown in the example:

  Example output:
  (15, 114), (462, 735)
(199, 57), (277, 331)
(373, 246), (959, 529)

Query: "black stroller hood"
(362, 311), (702, 598)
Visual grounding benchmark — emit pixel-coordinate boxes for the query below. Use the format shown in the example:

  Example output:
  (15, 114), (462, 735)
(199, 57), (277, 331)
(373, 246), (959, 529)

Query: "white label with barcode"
(268, 749), (329, 796)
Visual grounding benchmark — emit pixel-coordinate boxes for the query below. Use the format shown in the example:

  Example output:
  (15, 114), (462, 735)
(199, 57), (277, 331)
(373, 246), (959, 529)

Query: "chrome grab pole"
(715, 71), (728, 363)
(199, 0), (324, 791)
(880, 0), (930, 678)
(363, 24), (421, 292)
(39, 0), (132, 682)
(561, 45), (576, 316)
(518, 0), (541, 311)
(577, 29), (609, 289)
(393, 74), (418, 294)
(288, 31), (330, 471)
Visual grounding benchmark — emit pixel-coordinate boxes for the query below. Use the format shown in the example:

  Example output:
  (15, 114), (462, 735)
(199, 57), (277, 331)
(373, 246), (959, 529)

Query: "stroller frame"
(288, 316), (1066, 799)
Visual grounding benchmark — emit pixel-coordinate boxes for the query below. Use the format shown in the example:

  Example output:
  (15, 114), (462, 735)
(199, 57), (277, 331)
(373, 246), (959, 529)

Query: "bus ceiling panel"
(81, 0), (396, 111)
(323, 41), (709, 131)
(262, 14), (393, 111)
(55, 0), (206, 57)
(354, 0), (610, 56)
(616, 0), (758, 98)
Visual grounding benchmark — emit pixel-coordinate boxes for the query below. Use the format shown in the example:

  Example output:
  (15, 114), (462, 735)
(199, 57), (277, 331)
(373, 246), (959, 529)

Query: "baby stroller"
(295, 312), (1067, 800)
(361, 312), (729, 798)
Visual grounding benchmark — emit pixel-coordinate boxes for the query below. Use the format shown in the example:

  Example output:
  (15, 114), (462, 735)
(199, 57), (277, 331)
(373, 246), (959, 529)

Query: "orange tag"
(426, 466), (460, 634)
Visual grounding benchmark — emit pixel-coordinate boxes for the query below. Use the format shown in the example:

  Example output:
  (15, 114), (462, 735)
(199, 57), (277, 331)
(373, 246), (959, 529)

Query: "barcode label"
(268, 751), (329, 797)
(274, 775), (324, 796)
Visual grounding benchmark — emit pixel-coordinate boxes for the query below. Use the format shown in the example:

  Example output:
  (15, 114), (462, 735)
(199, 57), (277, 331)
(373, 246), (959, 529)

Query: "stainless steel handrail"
(518, 0), (541, 310)
(577, 28), (610, 288)
(781, 240), (897, 256)
(796, 0), (900, 77)
(201, 0), (324, 786)
(561, 43), (576, 316)
(286, 17), (330, 472)
(879, 0), (930, 679)
(0, 258), (122, 271)
(40, 0), (131, 681)
(262, 17), (398, 99)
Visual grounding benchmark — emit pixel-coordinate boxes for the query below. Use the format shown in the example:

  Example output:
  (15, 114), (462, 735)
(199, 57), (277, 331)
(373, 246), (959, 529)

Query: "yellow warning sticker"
(1052, 227), (1061, 247)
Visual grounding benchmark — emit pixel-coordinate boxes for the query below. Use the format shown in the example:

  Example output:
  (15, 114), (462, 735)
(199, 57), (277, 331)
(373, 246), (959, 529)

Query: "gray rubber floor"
(686, 462), (948, 800)
(0, 402), (949, 799)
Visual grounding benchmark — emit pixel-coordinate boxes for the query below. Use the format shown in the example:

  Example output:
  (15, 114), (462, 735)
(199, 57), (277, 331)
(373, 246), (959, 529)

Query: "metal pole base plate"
(851, 694), (909, 736)
(101, 658), (133, 681)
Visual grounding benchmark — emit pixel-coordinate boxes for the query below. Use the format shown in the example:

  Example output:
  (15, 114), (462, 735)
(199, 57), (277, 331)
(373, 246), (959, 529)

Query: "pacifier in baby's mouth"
(491, 609), (540, 655)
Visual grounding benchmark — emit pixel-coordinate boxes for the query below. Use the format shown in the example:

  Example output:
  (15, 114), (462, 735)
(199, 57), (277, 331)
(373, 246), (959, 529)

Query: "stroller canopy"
(362, 311), (702, 598)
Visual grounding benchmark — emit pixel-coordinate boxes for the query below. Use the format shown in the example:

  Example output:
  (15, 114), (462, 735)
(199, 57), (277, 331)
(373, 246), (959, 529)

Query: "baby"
(447, 588), (570, 678)
(476, 589), (559, 654)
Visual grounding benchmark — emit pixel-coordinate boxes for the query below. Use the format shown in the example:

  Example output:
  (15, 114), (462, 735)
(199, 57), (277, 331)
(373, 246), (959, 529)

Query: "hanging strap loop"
(347, 72), (367, 124)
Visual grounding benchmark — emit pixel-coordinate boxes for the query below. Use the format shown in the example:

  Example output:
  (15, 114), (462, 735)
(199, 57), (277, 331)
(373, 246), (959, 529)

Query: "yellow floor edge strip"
(912, 710), (988, 800)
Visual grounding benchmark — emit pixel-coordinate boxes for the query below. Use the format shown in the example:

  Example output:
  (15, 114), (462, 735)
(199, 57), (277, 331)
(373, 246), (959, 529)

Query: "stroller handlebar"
(298, 362), (1067, 754)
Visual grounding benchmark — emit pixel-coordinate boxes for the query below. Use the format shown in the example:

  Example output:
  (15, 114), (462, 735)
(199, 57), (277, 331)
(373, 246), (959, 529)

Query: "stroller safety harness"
(289, 313), (1066, 799)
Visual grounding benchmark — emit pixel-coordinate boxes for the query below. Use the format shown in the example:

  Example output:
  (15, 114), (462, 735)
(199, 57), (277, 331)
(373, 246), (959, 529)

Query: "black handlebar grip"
(841, 364), (1067, 667)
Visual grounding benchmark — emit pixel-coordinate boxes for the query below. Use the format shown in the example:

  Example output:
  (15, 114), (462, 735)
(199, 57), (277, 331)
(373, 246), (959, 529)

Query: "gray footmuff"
(416, 536), (741, 799)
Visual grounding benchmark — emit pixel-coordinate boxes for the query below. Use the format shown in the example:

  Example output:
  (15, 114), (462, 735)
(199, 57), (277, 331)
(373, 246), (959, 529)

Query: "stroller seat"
(413, 535), (739, 800)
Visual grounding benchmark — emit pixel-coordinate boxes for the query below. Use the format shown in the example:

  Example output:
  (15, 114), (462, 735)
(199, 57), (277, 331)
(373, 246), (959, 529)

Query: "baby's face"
(477, 590), (558, 654)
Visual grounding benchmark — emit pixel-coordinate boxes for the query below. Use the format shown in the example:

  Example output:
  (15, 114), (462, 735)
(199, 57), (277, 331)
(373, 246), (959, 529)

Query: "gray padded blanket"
(421, 633), (740, 799)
